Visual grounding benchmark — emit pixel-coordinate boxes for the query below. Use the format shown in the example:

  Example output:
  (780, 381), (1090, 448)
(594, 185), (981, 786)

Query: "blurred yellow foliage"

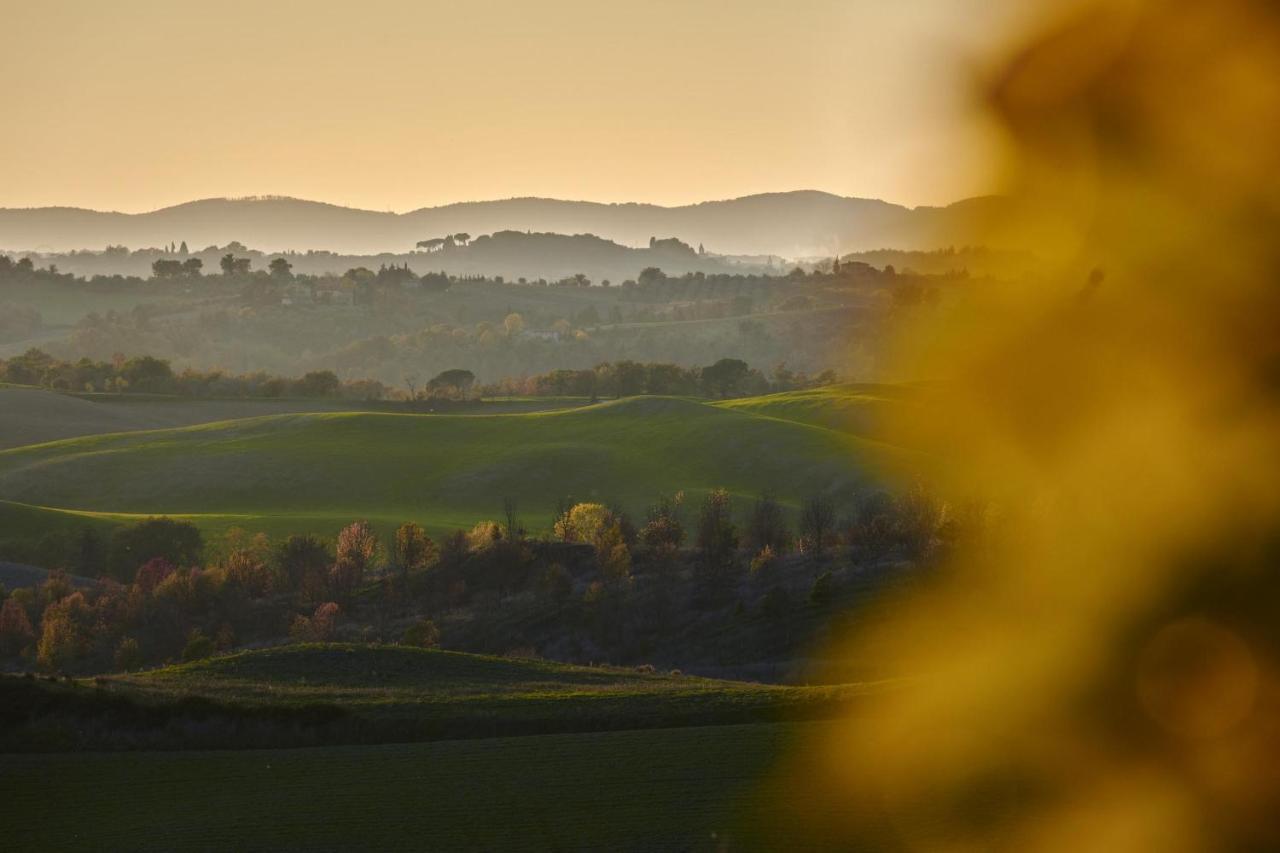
(763, 1), (1280, 849)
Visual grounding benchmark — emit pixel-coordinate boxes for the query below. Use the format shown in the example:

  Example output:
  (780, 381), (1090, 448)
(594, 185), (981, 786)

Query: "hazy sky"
(2, 1), (1053, 212)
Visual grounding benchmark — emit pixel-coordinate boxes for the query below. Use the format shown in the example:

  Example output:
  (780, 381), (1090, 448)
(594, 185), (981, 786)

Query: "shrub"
(311, 602), (341, 641)
(640, 493), (685, 551)
(181, 629), (215, 662)
(135, 557), (176, 594)
(290, 602), (341, 642)
(749, 545), (779, 578)
(114, 637), (142, 671)
(465, 520), (504, 553)
(401, 619), (441, 648)
(810, 570), (836, 606)
(553, 503), (612, 545)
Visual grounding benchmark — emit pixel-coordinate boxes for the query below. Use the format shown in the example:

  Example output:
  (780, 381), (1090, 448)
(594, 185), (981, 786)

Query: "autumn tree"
(0, 597), (34, 656)
(640, 493), (685, 560)
(277, 534), (331, 601)
(697, 488), (738, 584)
(36, 591), (92, 671)
(746, 492), (790, 554)
(402, 618), (440, 648)
(393, 522), (435, 588)
(799, 495), (836, 554)
(331, 521), (379, 604)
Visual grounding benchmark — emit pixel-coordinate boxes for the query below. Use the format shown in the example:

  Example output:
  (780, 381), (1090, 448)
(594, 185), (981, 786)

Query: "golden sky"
(2, 0), (1055, 212)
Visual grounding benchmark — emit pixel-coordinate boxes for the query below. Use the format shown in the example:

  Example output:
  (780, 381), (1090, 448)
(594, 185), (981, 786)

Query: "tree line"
(0, 348), (387, 398)
(0, 484), (967, 675)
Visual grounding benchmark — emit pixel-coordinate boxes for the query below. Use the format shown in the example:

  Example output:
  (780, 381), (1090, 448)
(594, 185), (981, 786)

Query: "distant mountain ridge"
(0, 191), (1015, 257)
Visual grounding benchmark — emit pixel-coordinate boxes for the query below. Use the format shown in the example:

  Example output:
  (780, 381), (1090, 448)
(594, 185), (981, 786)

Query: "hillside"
(111, 643), (840, 721)
(18, 229), (759, 282)
(2, 643), (863, 751)
(0, 386), (583, 450)
(713, 383), (917, 438)
(0, 395), (904, 544)
(0, 191), (1018, 256)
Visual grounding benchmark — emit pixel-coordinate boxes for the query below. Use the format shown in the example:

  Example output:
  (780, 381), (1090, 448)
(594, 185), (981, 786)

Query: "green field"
(98, 644), (861, 738)
(4, 644), (867, 751)
(3, 644), (868, 849)
(713, 383), (916, 438)
(0, 388), (909, 545)
(2, 722), (836, 851)
(0, 385), (587, 450)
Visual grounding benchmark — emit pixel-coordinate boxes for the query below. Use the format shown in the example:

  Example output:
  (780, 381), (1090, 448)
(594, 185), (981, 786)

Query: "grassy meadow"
(2, 721), (841, 851)
(0, 385), (909, 547)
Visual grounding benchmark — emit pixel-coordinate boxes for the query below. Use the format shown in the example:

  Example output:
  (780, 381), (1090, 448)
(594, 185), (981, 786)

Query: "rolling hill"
(108, 643), (853, 726)
(0, 393), (907, 546)
(2, 642), (866, 750)
(0, 191), (1017, 256)
(0, 386), (582, 450)
(713, 383), (918, 437)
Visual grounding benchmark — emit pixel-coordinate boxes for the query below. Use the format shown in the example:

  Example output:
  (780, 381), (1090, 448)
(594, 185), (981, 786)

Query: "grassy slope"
(105, 643), (860, 727)
(2, 722), (825, 851)
(714, 382), (916, 440)
(0, 395), (904, 542)
(0, 386), (586, 450)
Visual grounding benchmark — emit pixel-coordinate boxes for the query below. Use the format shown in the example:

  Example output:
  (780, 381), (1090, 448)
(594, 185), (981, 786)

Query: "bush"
(640, 493), (685, 551)
(401, 619), (440, 648)
(749, 545), (779, 579)
(114, 637), (142, 671)
(181, 629), (215, 662)
(289, 602), (341, 642)
(465, 520), (504, 553)
(810, 571), (836, 606)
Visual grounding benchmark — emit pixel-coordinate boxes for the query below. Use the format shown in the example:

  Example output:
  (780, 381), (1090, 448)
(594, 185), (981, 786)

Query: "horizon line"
(0, 189), (995, 218)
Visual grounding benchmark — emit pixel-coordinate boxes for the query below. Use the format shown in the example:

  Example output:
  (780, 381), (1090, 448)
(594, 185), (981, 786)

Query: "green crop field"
(0, 390), (911, 546)
(2, 644), (873, 850)
(2, 644), (872, 752)
(0, 386), (587, 450)
(97, 643), (864, 732)
(713, 383), (916, 439)
(2, 721), (845, 851)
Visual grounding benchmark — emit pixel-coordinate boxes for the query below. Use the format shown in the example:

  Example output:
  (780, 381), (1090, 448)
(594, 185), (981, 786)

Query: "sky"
(2, 0), (1058, 213)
